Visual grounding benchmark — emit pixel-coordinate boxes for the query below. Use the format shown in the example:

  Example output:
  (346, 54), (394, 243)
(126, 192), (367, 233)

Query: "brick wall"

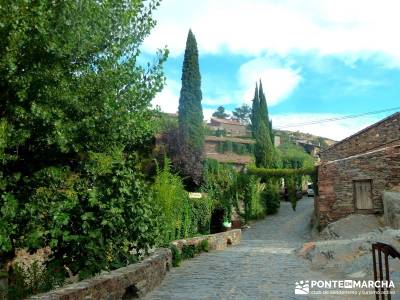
(321, 113), (400, 161)
(316, 144), (400, 227)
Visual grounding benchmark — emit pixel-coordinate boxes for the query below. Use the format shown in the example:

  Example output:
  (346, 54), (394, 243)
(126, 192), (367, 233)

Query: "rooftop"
(321, 112), (400, 153)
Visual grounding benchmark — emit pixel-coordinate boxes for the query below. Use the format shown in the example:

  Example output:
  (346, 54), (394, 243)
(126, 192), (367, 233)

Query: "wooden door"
(354, 180), (373, 210)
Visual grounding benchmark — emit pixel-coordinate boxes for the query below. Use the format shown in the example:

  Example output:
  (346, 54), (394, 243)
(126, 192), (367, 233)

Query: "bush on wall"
(152, 159), (191, 245)
(0, 0), (167, 296)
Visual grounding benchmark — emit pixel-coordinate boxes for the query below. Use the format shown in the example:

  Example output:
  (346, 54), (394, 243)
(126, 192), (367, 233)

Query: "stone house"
(209, 117), (249, 137)
(204, 136), (254, 169)
(315, 112), (400, 227)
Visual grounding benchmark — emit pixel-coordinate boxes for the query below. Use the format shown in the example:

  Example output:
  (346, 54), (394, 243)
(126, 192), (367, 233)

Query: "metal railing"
(372, 242), (400, 300)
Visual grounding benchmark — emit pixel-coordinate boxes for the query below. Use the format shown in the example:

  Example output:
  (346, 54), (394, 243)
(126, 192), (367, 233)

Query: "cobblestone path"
(147, 198), (367, 300)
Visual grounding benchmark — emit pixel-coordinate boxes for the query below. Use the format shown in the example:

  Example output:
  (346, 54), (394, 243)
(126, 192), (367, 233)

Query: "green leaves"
(0, 0), (167, 290)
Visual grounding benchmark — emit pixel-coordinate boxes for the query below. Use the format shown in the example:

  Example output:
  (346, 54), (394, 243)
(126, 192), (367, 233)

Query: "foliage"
(153, 159), (191, 245)
(189, 196), (213, 235)
(174, 239), (209, 265)
(181, 244), (196, 260)
(178, 30), (204, 186)
(278, 144), (314, 169)
(255, 121), (276, 168)
(202, 160), (238, 221)
(248, 166), (317, 211)
(286, 176), (297, 211)
(251, 83), (260, 138)
(263, 180), (280, 215)
(212, 106), (230, 119)
(0, 0), (167, 289)
(232, 104), (252, 124)
(152, 159), (212, 244)
(203, 160), (268, 223)
(7, 261), (63, 300)
(237, 174), (265, 221)
(170, 244), (182, 267)
(251, 81), (277, 168)
(199, 239), (209, 252)
(156, 112), (178, 134)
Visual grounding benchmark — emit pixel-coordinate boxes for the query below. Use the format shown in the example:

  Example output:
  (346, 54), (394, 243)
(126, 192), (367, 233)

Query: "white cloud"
(239, 57), (301, 105)
(152, 80), (232, 119)
(271, 113), (386, 141)
(202, 97), (233, 106)
(144, 0), (400, 66)
(152, 79), (180, 113)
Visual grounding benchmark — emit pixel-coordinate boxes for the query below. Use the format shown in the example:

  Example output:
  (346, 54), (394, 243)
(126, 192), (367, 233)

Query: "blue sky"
(143, 0), (400, 140)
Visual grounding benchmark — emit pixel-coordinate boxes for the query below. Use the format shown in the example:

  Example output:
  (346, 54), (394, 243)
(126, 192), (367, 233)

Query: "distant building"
(208, 117), (250, 137)
(204, 136), (254, 169)
(315, 112), (400, 227)
(274, 135), (281, 147)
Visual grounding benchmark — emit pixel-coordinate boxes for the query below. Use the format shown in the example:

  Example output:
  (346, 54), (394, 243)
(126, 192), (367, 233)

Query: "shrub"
(200, 240), (209, 252)
(263, 181), (280, 215)
(202, 160), (238, 222)
(181, 244), (196, 260)
(189, 196), (213, 235)
(0, 0), (167, 293)
(170, 245), (182, 267)
(152, 159), (191, 245)
(237, 173), (265, 221)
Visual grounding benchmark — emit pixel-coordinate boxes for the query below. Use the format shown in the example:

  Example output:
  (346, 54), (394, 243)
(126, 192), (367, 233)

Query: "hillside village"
(162, 112), (335, 168)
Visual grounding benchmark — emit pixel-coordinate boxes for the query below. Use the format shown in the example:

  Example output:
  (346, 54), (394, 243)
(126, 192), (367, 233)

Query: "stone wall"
(29, 248), (171, 300)
(315, 144), (400, 227)
(172, 229), (241, 251)
(204, 140), (218, 154)
(320, 113), (400, 161)
(29, 230), (241, 300)
(383, 191), (400, 229)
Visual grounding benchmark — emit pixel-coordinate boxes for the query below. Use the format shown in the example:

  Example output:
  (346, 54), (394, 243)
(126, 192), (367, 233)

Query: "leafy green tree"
(232, 104), (251, 124)
(0, 0), (166, 281)
(278, 143), (314, 169)
(178, 30), (204, 186)
(212, 105), (230, 119)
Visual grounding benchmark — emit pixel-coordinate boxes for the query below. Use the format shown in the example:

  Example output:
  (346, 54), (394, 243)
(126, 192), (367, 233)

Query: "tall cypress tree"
(178, 30), (204, 186)
(251, 83), (260, 138)
(258, 80), (274, 143)
(258, 81), (269, 126)
(253, 80), (276, 168)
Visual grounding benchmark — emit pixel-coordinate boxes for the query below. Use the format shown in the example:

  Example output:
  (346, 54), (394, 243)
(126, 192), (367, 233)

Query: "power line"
(275, 107), (400, 129)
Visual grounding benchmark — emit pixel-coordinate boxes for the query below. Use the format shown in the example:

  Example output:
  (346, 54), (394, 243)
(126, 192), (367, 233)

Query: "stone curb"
(28, 229), (241, 299)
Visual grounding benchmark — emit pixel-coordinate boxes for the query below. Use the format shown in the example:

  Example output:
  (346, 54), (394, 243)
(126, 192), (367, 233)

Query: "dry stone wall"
(29, 230), (241, 300)
(316, 144), (400, 227)
(321, 113), (400, 161)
